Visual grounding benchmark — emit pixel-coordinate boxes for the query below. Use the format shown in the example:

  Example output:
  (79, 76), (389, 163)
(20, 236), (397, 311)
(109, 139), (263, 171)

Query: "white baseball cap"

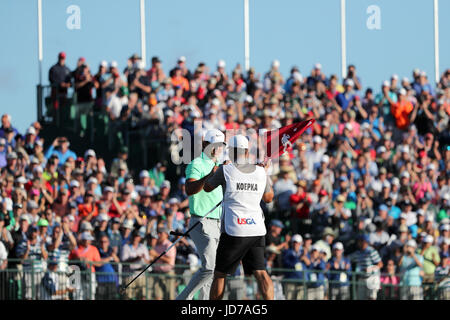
(344, 79), (354, 87)
(228, 135), (249, 149)
(178, 56), (186, 62)
(26, 127), (36, 135)
(314, 63), (322, 70)
(320, 155), (330, 164)
(313, 135), (322, 144)
(391, 74), (399, 80)
(272, 59), (280, 68)
(292, 234), (303, 243)
(382, 80), (390, 87)
(139, 170), (150, 179)
(100, 60), (108, 68)
(440, 224), (450, 231)
(423, 235), (434, 243)
(110, 61), (118, 68)
(204, 129), (225, 145)
(377, 146), (387, 153)
(84, 149), (96, 158)
(398, 88), (407, 96)
(87, 177), (98, 185)
(400, 171), (410, 179)
(217, 59), (226, 68)
(333, 242), (344, 251)
(406, 239), (417, 248)
(70, 180), (80, 188)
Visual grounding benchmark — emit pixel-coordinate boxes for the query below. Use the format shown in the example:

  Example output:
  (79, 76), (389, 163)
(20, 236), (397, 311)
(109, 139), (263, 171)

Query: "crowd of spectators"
(0, 52), (449, 300)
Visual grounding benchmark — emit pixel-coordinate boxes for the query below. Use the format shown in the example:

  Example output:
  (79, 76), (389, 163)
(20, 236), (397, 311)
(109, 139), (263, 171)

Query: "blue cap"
(358, 234), (370, 242)
(379, 204), (388, 212)
(441, 252), (449, 259)
(339, 175), (348, 182)
(270, 219), (284, 229)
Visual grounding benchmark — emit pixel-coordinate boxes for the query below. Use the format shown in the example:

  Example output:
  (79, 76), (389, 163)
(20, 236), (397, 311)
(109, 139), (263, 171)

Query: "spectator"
(95, 234), (120, 299)
(380, 259), (400, 300)
(305, 245), (326, 300)
(148, 227), (176, 300)
(327, 242), (351, 300)
(350, 234), (383, 300)
(69, 231), (102, 300)
(398, 239), (424, 300)
(282, 234), (308, 300)
(121, 230), (150, 300)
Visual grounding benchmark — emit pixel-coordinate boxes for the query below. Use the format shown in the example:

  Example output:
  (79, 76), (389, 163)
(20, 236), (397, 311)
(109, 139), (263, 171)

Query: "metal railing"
(1, 259), (448, 300)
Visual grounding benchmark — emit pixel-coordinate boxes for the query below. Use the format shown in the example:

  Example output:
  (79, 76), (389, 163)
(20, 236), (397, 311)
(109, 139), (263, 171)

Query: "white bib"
(222, 163), (267, 237)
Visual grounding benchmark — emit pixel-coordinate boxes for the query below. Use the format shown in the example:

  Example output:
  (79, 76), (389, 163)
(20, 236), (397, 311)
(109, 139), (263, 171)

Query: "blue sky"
(0, 0), (449, 132)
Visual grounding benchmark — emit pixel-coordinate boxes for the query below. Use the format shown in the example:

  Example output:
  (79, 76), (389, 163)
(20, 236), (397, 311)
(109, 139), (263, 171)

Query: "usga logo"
(237, 218), (256, 225)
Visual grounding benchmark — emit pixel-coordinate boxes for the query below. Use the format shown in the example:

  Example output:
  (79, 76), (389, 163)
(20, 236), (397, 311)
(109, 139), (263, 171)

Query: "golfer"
(204, 134), (275, 300)
(176, 129), (225, 300)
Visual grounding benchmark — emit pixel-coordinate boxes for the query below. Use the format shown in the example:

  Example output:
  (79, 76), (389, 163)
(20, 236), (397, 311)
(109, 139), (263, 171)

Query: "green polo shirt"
(185, 152), (223, 220)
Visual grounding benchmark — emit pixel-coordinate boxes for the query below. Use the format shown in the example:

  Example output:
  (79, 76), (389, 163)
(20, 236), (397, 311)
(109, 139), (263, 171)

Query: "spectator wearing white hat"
(375, 79), (397, 128)
(282, 234), (308, 300)
(304, 245), (326, 300)
(306, 63), (328, 89)
(398, 239), (424, 300)
(420, 234), (441, 293)
(327, 242), (351, 300)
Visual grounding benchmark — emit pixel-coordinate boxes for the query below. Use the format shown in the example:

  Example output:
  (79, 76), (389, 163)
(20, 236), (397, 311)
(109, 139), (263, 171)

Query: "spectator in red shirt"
(78, 192), (99, 220)
(69, 231), (102, 300)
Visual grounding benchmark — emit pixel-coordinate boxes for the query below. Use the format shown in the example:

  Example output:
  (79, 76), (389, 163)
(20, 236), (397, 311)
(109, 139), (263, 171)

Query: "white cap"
(344, 79), (354, 87)
(377, 146), (387, 153)
(178, 56), (186, 62)
(0, 138), (5, 145)
(110, 61), (118, 68)
(33, 166), (43, 173)
(168, 197), (179, 205)
(420, 71), (427, 77)
(440, 224), (450, 231)
(406, 239), (417, 248)
(139, 170), (150, 179)
(100, 60), (108, 68)
(292, 234), (303, 243)
(211, 98), (220, 106)
(320, 155), (330, 164)
(382, 180), (391, 189)
(98, 213), (109, 222)
(104, 186), (114, 193)
(382, 80), (390, 87)
(402, 77), (409, 83)
(400, 213), (408, 220)
(217, 59), (226, 68)
(314, 63), (322, 70)
(333, 242), (344, 251)
(416, 209), (425, 216)
(87, 177), (98, 185)
(26, 127), (36, 135)
(400, 171), (410, 179)
(313, 135), (322, 144)
(70, 180), (80, 188)
(204, 129), (225, 144)
(361, 122), (371, 130)
(391, 74), (399, 80)
(400, 145), (409, 153)
(16, 176), (27, 184)
(391, 177), (400, 186)
(398, 88), (407, 96)
(80, 231), (95, 241)
(122, 219), (134, 229)
(424, 235), (434, 243)
(342, 208), (352, 217)
(272, 59), (280, 68)
(228, 135), (249, 149)
(84, 149), (96, 158)
(426, 163), (436, 171)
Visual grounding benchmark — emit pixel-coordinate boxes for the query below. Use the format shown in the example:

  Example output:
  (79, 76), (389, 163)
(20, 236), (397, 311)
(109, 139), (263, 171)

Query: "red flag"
(264, 119), (315, 159)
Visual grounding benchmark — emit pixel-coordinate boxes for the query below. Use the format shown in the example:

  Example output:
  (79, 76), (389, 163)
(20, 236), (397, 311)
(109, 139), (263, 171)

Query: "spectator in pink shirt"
(412, 170), (433, 202)
(148, 227), (176, 300)
(380, 259), (400, 300)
